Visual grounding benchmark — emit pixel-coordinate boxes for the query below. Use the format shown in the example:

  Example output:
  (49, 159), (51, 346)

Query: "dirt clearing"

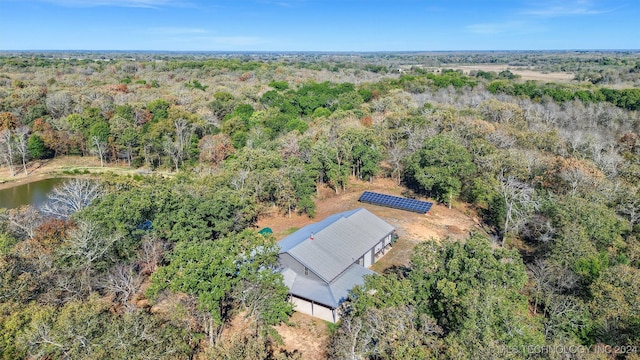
(274, 312), (331, 360)
(258, 177), (482, 270)
(260, 178), (482, 359)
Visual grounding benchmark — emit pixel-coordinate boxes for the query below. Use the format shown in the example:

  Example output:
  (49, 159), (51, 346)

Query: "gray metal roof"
(278, 208), (361, 253)
(328, 264), (376, 305)
(281, 264), (375, 308)
(278, 208), (394, 283)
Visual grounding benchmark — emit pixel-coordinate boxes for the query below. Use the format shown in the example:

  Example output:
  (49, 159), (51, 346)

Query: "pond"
(0, 178), (67, 209)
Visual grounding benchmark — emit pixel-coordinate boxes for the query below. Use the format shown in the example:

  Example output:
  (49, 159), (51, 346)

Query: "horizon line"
(1, 48), (639, 54)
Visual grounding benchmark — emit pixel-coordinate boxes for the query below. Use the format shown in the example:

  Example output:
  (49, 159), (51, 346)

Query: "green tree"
(209, 92), (236, 120)
(342, 127), (382, 181)
(147, 230), (291, 345)
(545, 196), (630, 283)
(27, 133), (52, 159)
(410, 235), (545, 357)
(405, 135), (476, 207)
(590, 265), (640, 346)
(147, 99), (171, 123)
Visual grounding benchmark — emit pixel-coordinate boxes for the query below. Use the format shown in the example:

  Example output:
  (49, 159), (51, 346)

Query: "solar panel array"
(358, 191), (433, 214)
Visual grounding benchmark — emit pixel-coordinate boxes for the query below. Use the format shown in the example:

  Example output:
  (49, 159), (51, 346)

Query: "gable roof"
(278, 208), (361, 253)
(282, 263), (376, 308)
(278, 208), (394, 283)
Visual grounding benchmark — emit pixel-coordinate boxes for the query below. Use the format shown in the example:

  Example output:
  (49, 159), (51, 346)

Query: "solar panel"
(358, 191), (433, 214)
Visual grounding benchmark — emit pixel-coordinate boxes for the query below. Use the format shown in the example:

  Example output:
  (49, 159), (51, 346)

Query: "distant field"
(435, 64), (575, 82)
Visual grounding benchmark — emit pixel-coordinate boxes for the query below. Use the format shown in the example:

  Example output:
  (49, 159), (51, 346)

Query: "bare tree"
(387, 142), (406, 185)
(102, 264), (142, 313)
(520, 214), (556, 244)
(91, 135), (107, 167)
(23, 322), (71, 360)
(497, 174), (540, 246)
(559, 167), (594, 196)
(278, 132), (300, 160)
(594, 144), (622, 178)
(162, 119), (192, 172)
(174, 118), (190, 161)
(486, 129), (516, 149)
(137, 235), (166, 276)
(543, 294), (588, 338)
(60, 220), (120, 274)
(2, 205), (43, 239)
(45, 90), (74, 119)
(527, 259), (553, 314)
(0, 129), (15, 177)
(400, 123), (426, 153)
(46, 220), (121, 299)
(15, 126), (30, 175)
(329, 306), (442, 360)
(617, 194), (640, 227)
(231, 169), (249, 191)
(329, 314), (366, 360)
(163, 137), (181, 172)
(40, 179), (103, 219)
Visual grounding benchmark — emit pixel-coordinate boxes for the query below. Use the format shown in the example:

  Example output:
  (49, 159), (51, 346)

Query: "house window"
(358, 257), (364, 266)
(304, 267), (309, 276)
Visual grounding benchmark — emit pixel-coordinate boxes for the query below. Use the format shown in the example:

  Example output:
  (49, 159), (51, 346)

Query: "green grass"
(61, 168), (90, 175)
(283, 227), (300, 235)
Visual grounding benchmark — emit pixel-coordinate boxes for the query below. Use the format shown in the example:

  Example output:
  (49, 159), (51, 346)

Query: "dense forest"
(1, 51), (639, 359)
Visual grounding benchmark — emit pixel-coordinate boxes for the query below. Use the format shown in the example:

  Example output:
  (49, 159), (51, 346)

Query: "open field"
(434, 64), (575, 82)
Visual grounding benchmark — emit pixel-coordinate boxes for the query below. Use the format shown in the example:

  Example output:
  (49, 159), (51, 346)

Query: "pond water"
(0, 178), (67, 209)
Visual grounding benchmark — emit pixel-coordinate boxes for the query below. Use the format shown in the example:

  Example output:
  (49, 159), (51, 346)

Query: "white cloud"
(467, 1), (612, 36)
(256, 0), (308, 7)
(467, 21), (528, 35)
(39, 0), (191, 8)
(522, 0), (611, 17)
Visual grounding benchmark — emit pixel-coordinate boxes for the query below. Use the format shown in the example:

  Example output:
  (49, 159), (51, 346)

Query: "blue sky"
(0, 0), (638, 51)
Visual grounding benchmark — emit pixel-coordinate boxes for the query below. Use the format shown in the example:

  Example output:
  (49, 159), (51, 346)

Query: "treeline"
(488, 79), (640, 110)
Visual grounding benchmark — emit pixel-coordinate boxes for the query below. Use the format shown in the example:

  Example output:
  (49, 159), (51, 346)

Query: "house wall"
(358, 231), (394, 268)
(290, 296), (312, 315)
(374, 240), (383, 253)
(279, 253), (324, 282)
(384, 233), (392, 246)
(290, 296), (337, 323)
(364, 248), (373, 267)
